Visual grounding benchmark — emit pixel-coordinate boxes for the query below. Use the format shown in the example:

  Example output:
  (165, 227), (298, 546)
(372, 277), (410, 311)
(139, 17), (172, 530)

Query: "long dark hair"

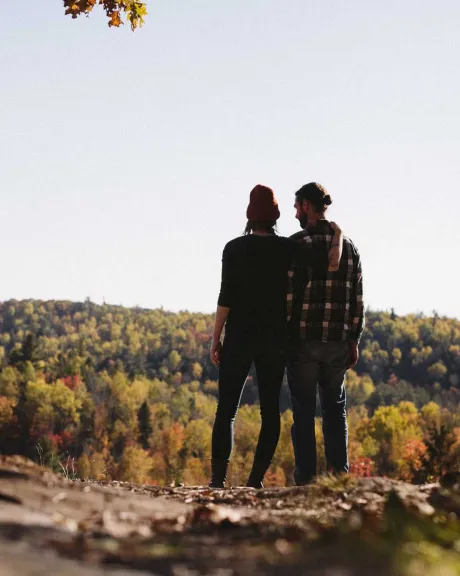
(244, 220), (277, 236)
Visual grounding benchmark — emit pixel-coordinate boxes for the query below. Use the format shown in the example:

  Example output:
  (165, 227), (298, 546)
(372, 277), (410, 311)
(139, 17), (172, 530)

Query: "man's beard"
(298, 213), (308, 229)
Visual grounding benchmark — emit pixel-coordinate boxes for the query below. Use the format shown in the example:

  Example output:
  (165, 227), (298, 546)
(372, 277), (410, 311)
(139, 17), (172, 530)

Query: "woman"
(209, 185), (342, 489)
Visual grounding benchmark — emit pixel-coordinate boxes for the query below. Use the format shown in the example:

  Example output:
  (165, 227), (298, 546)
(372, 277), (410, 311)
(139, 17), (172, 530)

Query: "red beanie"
(246, 185), (280, 222)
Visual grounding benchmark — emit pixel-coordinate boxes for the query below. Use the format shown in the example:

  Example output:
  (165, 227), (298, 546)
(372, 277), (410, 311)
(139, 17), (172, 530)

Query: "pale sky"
(1, 1), (459, 318)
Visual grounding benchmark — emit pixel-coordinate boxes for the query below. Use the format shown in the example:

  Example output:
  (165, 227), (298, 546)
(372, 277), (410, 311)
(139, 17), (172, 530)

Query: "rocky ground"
(1, 456), (460, 575)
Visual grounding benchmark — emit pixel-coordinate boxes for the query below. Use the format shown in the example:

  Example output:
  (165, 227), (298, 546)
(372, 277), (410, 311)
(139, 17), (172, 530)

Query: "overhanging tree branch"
(63, 0), (148, 31)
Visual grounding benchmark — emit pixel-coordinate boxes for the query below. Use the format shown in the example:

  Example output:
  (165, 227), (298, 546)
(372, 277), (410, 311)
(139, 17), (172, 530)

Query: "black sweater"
(218, 234), (327, 340)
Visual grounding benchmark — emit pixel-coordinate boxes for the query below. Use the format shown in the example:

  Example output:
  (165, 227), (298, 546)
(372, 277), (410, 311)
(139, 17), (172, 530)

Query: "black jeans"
(212, 330), (286, 468)
(287, 340), (349, 483)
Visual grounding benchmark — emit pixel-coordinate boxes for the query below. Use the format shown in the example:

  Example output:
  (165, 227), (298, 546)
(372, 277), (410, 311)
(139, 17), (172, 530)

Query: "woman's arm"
(210, 244), (234, 367)
(210, 305), (230, 366)
(328, 222), (343, 272)
(292, 221), (344, 276)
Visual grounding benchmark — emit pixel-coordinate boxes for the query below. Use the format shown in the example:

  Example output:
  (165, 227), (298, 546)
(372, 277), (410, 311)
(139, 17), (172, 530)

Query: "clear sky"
(1, 1), (459, 318)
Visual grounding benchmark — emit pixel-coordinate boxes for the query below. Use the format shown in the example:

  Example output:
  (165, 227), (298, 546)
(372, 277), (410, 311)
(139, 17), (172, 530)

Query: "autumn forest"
(0, 299), (459, 486)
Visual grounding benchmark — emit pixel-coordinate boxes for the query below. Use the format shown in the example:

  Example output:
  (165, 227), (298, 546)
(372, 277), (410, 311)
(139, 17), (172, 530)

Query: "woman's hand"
(210, 306), (230, 367)
(328, 244), (341, 271)
(210, 338), (223, 367)
(328, 221), (343, 272)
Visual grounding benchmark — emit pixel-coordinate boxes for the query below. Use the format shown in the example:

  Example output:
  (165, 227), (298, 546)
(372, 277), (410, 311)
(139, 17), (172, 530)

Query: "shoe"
(294, 478), (315, 486)
(209, 458), (228, 488)
(294, 469), (316, 486)
(246, 479), (264, 489)
(246, 460), (269, 489)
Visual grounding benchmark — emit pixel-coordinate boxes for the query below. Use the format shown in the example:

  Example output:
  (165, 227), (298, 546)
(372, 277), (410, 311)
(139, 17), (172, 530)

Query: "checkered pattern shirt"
(287, 220), (364, 343)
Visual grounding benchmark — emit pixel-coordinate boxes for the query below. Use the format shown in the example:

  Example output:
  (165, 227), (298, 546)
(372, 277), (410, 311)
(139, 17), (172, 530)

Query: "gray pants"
(287, 340), (350, 484)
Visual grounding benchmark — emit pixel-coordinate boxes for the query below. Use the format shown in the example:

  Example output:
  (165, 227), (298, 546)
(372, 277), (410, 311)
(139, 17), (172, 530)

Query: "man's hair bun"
(295, 182), (333, 212)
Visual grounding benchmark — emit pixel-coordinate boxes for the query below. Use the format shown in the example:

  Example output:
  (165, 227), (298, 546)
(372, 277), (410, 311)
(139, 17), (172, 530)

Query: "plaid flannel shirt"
(287, 220), (364, 343)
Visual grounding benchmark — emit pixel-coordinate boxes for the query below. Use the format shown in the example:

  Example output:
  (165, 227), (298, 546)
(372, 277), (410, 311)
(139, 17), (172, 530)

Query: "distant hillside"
(0, 299), (217, 384)
(0, 299), (459, 405)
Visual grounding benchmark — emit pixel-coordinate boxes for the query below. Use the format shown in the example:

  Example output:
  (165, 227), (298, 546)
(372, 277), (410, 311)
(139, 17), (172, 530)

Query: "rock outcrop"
(1, 456), (460, 575)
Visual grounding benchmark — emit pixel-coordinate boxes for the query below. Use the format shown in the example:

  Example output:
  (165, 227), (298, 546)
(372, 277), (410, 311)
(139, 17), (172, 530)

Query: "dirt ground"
(1, 456), (460, 576)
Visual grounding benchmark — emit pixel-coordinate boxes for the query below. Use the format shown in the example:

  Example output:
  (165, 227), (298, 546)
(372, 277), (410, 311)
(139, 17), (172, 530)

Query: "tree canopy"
(1, 299), (459, 485)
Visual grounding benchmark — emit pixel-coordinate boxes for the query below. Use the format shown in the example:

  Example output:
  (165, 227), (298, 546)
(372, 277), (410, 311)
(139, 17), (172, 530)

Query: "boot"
(246, 460), (269, 489)
(209, 458), (228, 488)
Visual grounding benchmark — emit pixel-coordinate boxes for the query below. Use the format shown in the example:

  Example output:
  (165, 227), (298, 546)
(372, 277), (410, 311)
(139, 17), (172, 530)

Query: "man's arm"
(348, 246), (364, 368)
(287, 238), (309, 328)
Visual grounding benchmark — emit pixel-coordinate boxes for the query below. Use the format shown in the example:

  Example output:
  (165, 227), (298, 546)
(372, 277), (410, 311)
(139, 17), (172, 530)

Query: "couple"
(209, 182), (364, 488)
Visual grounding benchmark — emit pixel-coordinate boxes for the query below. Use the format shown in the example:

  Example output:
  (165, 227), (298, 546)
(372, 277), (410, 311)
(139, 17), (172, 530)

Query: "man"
(287, 182), (364, 485)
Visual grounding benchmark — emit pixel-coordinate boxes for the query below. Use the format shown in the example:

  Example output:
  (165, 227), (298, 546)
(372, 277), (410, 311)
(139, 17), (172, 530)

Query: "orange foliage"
(403, 439), (427, 469)
(0, 396), (15, 428)
(350, 457), (375, 478)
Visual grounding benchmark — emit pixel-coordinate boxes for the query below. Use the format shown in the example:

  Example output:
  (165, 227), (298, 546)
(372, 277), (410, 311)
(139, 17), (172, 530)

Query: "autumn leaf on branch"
(109, 10), (122, 27)
(125, 0), (148, 30)
(63, 0), (148, 30)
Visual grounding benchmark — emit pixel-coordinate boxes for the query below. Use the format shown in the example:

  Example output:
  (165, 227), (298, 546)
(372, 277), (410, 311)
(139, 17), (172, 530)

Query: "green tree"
(367, 380), (430, 412)
(346, 370), (375, 407)
(168, 350), (182, 371)
(8, 334), (39, 369)
(427, 361), (448, 383)
(422, 423), (459, 480)
(138, 400), (153, 449)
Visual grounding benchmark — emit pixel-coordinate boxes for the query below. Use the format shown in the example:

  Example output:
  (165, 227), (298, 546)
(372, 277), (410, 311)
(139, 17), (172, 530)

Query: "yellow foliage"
(151, 403), (171, 430)
(0, 367), (21, 402)
(183, 419), (212, 460)
(118, 446), (153, 484)
(272, 410), (295, 483)
(161, 423), (184, 482)
(90, 452), (108, 481)
(191, 362), (203, 380)
(149, 451), (167, 484)
(427, 361), (448, 382)
(77, 453), (91, 480)
(421, 402), (441, 430)
(168, 350), (182, 371)
(233, 405), (260, 458)
(192, 392), (217, 423)
(0, 396), (14, 428)
(183, 457), (209, 486)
